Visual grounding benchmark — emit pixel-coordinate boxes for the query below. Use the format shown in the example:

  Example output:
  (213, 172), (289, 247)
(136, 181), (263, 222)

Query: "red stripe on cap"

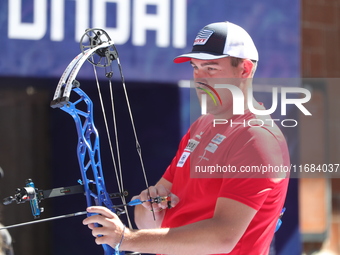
(174, 57), (191, 63)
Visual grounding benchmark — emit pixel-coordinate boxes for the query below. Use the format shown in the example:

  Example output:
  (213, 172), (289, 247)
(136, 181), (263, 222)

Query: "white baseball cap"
(174, 21), (258, 63)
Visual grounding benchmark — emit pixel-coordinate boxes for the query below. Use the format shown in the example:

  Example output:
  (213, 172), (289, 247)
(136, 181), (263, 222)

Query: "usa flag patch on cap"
(193, 29), (214, 46)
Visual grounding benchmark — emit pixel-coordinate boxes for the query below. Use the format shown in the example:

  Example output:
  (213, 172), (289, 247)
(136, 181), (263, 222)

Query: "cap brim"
(173, 52), (229, 63)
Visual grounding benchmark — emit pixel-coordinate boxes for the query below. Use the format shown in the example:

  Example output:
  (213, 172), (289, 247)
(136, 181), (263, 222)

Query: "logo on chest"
(204, 134), (226, 153)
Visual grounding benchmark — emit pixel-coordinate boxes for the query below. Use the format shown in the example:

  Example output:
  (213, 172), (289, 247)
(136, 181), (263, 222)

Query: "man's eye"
(207, 67), (216, 71)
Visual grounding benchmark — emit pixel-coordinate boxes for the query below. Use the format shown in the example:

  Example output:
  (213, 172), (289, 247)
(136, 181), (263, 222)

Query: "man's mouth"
(195, 81), (222, 106)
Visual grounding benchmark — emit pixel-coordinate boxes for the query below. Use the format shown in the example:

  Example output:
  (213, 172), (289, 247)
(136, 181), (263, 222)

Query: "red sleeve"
(219, 178), (272, 210)
(162, 131), (191, 183)
(218, 126), (289, 210)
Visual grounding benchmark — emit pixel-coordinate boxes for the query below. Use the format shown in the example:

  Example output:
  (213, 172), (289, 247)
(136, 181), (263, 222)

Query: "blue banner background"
(0, 0), (299, 82)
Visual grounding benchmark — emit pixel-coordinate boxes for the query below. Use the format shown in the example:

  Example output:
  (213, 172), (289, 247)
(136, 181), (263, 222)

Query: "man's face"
(190, 57), (244, 117)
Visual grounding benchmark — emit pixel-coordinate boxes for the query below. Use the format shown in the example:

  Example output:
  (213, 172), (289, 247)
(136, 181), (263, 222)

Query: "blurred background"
(0, 0), (339, 254)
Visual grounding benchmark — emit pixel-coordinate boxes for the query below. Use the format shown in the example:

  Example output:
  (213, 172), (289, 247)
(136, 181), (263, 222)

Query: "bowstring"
(107, 76), (133, 228)
(91, 41), (155, 225)
(91, 59), (133, 229)
(117, 59), (149, 185)
(114, 48), (156, 221)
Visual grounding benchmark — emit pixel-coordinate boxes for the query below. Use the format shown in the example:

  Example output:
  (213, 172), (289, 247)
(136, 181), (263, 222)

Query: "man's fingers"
(138, 185), (179, 210)
(90, 224), (115, 237)
(87, 223), (96, 230)
(83, 207), (119, 228)
(94, 235), (113, 246)
(86, 206), (117, 218)
(94, 235), (105, 245)
(169, 193), (180, 208)
(148, 186), (158, 198)
(82, 206), (127, 249)
(83, 214), (103, 226)
(155, 185), (169, 197)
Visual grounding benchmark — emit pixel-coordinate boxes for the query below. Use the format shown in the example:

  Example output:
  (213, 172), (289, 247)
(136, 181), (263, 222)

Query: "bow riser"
(61, 87), (123, 255)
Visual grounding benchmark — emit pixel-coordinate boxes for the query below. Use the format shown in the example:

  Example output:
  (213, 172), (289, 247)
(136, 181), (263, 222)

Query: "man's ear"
(241, 59), (254, 78)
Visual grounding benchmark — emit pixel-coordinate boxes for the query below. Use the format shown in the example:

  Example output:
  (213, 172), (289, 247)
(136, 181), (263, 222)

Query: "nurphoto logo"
(199, 84), (312, 128)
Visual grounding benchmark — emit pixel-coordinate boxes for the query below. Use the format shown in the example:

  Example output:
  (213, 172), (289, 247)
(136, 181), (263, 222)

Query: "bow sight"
(3, 179), (42, 218)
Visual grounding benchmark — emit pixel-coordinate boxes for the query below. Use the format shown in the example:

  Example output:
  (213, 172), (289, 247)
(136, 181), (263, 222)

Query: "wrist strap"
(114, 225), (126, 254)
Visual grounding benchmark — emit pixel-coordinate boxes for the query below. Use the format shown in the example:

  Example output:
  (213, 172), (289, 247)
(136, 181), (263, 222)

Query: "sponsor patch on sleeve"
(176, 151), (190, 167)
(185, 139), (200, 152)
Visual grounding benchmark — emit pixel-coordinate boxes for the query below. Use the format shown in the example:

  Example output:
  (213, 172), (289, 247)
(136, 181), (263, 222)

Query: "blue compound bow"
(2, 28), (153, 255)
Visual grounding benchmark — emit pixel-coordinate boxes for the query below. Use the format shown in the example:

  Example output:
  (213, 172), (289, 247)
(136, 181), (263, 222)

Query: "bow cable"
(117, 56), (151, 190)
(83, 27), (155, 224)
(114, 46), (156, 220)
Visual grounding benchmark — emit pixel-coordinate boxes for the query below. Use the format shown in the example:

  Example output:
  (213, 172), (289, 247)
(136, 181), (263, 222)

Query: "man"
(0, 224), (14, 255)
(83, 21), (290, 255)
(0, 168), (14, 255)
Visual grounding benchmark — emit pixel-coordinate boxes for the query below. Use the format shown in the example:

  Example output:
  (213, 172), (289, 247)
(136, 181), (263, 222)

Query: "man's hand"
(83, 197), (258, 255)
(138, 183), (179, 212)
(134, 178), (178, 229)
(82, 206), (127, 249)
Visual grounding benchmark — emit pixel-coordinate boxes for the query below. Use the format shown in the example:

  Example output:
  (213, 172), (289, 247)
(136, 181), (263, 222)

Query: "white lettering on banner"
(8, 0), (47, 40)
(172, 0), (187, 48)
(93, 0), (130, 44)
(75, 0), (90, 42)
(51, 0), (65, 41)
(133, 0), (170, 47)
(7, 0), (187, 48)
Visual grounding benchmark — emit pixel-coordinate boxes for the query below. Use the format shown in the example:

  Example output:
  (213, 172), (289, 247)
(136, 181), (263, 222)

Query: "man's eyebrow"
(190, 60), (220, 66)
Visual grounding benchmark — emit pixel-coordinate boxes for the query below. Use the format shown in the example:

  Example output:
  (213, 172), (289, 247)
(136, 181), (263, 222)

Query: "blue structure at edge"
(59, 87), (124, 255)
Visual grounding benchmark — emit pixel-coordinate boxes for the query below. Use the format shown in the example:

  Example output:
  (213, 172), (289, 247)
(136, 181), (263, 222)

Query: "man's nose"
(193, 68), (206, 79)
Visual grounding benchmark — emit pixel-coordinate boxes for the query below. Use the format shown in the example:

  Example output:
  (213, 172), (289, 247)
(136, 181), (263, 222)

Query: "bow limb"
(52, 51), (84, 102)
(51, 41), (114, 108)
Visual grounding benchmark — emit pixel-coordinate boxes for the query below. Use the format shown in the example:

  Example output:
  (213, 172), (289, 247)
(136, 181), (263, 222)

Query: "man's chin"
(205, 108), (221, 116)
